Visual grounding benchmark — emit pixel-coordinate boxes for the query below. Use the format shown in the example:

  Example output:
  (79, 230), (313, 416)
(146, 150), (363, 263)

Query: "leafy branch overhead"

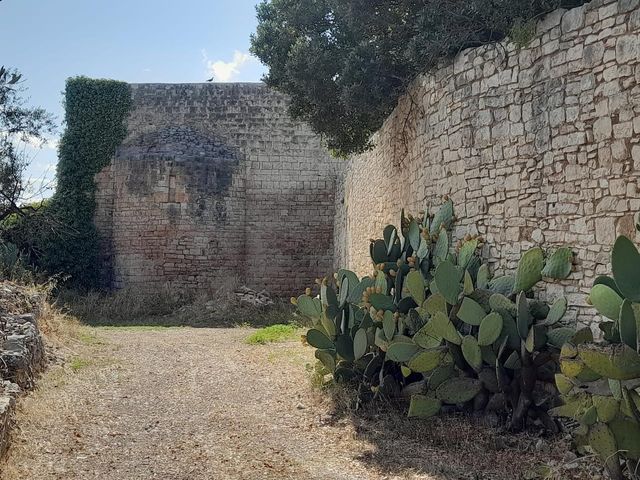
(251, 0), (588, 157)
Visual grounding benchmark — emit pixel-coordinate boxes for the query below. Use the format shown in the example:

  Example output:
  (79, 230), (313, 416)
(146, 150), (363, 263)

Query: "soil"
(0, 327), (597, 480)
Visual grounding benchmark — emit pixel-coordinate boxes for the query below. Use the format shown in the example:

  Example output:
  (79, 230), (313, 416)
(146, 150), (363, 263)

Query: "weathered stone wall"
(0, 283), (46, 457)
(95, 83), (341, 296)
(335, 0), (640, 328)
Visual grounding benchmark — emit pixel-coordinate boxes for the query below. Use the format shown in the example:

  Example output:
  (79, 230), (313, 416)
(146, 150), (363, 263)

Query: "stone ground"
(0, 327), (594, 480)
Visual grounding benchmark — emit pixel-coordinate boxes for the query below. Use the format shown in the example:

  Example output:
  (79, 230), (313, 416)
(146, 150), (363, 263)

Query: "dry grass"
(56, 280), (300, 328)
(1, 324), (602, 480)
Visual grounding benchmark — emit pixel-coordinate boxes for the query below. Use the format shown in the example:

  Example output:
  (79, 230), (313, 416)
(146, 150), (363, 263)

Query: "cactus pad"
(457, 297), (487, 326)
(436, 377), (482, 404)
(590, 284), (623, 320)
(369, 293), (395, 311)
(434, 260), (462, 305)
(588, 423), (622, 479)
(422, 311), (461, 345)
(458, 238), (479, 269)
(353, 328), (368, 361)
(431, 199), (454, 233)
(612, 235), (640, 302)
(489, 293), (517, 316)
(386, 338), (421, 363)
(488, 275), (515, 296)
(545, 297), (568, 326)
(383, 310), (395, 342)
(408, 395), (442, 418)
(513, 247), (544, 293)
(541, 247), (573, 280)
(610, 417), (640, 460)
(555, 374), (575, 395)
(593, 396), (619, 423)
(306, 329), (335, 350)
(547, 327), (577, 349)
(297, 295), (322, 319)
(578, 343), (640, 380)
(315, 349), (336, 372)
(619, 300), (637, 349)
(408, 347), (448, 373)
(461, 335), (483, 371)
(516, 292), (531, 339)
(406, 270), (426, 305)
(477, 264), (490, 289)
(477, 312), (503, 346)
(425, 293), (448, 317)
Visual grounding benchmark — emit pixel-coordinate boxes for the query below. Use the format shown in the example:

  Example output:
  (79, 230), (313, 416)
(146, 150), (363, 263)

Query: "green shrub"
(40, 77), (132, 289)
(295, 201), (575, 432)
(552, 236), (640, 480)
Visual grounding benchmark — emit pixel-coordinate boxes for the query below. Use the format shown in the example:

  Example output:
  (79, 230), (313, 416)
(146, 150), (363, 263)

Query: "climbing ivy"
(43, 77), (132, 288)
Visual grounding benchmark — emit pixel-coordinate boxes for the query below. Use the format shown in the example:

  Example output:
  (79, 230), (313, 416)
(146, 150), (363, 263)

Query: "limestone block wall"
(95, 83), (341, 296)
(335, 0), (640, 327)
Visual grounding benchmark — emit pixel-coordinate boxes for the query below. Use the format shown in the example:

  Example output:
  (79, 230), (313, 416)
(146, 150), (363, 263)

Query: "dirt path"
(1, 327), (581, 480)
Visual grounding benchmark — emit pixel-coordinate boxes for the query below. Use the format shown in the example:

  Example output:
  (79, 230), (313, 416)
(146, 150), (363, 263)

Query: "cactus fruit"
(513, 247), (544, 294)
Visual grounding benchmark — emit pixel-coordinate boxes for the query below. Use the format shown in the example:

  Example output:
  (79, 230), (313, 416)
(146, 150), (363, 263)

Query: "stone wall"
(335, 0), (640, 327)
(0, 283), (46, 457)
(95, 83), (341, 296)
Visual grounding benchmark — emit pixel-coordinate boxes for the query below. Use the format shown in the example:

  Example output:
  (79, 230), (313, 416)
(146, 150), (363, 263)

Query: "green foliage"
(0, 66), (55, 221)
(42, 77), (132, 288)
(245, 324), (299, 345)
(552, 236), (640, 480)
(295, 200), (575, 432)
(251, 0), (588, 157)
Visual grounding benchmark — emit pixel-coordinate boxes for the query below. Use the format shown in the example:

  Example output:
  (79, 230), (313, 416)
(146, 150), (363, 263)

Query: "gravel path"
(1, 327), (584, 480)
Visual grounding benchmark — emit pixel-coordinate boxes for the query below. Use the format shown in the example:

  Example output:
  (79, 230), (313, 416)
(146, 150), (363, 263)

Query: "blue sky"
(0, 0), (267, 200)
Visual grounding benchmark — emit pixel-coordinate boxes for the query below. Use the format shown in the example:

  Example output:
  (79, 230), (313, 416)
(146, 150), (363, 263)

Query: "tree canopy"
(0, 67), (55, 220)
(251, 0), (587, 157)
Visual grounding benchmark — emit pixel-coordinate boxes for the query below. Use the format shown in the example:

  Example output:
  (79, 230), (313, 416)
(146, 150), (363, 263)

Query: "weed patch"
(245, 324), (299, 345)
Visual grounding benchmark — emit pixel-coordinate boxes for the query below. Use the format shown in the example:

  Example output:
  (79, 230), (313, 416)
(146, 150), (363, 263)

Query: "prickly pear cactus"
(294, 200), (576, 433)
(552, 235), (640, 480)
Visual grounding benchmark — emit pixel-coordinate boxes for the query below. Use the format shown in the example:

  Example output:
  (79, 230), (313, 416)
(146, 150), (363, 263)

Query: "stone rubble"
(233, 286), (275, 308)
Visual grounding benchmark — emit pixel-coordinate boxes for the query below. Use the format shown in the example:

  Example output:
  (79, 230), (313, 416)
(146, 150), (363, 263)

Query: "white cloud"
(202, 50), (257, 82)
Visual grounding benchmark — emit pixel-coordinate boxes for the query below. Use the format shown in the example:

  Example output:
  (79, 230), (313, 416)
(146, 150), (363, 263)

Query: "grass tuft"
(68, 357), (91, 372)
(245, 324), (299, 345)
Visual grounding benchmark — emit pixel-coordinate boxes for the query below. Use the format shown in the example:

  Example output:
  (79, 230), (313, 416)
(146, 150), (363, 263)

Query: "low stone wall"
(0, 284), (46, 456)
